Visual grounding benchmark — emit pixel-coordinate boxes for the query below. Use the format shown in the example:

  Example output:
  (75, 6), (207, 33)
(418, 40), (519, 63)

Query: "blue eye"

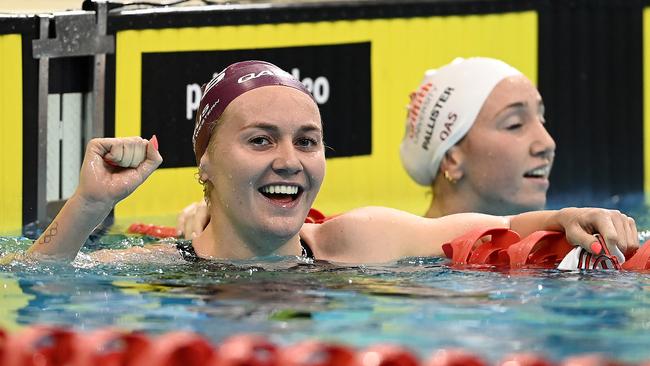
(296, 137), (319, 149)
(249, 136), (271, 146)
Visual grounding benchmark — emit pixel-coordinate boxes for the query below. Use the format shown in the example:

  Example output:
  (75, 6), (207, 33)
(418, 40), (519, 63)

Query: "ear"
(198, 153), (212, 183)
(439, 145), (465, 182)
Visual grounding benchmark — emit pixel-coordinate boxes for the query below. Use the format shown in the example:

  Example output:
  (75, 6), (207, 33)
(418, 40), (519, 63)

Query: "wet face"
(204, 86), (325, 242)
(456, 75), (556, 214)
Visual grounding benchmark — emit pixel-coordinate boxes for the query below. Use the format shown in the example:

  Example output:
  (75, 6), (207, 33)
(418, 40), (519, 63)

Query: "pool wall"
(0, 0), (647, 234)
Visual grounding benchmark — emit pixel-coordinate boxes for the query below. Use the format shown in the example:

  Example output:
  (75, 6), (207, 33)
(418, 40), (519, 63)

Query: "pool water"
(2, 195), (650, 363)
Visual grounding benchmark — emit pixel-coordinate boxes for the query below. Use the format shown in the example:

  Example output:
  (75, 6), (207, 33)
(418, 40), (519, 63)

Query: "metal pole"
(92, 2), (108, 138)
(36, 16), (50, 229)
(32, 3), (114, 227)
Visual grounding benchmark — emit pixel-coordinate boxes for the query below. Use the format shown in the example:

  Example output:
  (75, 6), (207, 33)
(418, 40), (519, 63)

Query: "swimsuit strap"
(300, 237), (315, 260)
(177, 239), (314, 261)
(176, 240), (202, 262)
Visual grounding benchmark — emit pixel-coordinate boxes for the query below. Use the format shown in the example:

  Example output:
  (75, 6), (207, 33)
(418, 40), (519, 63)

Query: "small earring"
(195, 171), (206, 185)
(444, 170), (457, 184)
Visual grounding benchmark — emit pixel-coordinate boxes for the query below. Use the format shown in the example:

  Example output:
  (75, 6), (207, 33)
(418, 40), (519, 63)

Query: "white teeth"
(527, 166), (550, 177)
(261, 185), (299, 195)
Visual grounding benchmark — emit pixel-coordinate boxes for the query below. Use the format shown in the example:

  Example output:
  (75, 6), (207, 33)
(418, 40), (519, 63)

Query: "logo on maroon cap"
(191, 61), (314, 165)
(203, 70), (226, 95)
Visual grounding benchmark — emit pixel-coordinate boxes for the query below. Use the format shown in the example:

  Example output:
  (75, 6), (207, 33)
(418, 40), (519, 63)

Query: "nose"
(530, 122), (556, 160)
(271, 141), (303, 176)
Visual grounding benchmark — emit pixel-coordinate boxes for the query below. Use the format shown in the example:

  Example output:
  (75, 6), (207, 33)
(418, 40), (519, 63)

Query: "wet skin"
(196, 86), (326, 258)
(454, 75), (556, 215)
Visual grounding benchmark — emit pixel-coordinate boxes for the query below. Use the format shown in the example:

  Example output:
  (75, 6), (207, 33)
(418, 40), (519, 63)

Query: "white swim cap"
(400, 57), (522, 186)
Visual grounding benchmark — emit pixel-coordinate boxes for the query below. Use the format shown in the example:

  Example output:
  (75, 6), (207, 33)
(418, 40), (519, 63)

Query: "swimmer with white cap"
(17, 60), (637, 264)
(401, 57), (556, 218)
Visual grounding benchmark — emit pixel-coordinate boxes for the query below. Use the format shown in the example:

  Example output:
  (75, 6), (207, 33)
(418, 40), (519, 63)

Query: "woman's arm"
(176, 200), (209, 239)
(305, 206), (639, 264)
(26, 137), (162, 262)
(303, 207), (509, 263)
(26, 194), (113, 261)
(509, 208), (638, 256)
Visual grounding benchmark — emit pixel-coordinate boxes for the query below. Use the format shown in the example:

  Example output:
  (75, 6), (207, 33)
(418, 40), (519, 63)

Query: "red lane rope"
(622, 241), (650, 270)
(216, 334), (277, 366)
(442, 228), (650, 271)
(127, 223), (179, 238)
(0, 326), (644, 366)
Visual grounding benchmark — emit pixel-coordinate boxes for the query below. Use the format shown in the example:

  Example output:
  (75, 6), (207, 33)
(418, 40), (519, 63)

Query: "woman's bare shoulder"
(299, 207), (432, 263)
(300, 207), (508, 263)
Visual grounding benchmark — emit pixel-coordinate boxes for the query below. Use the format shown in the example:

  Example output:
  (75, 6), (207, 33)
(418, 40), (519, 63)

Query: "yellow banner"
(0, 34), (23, 234)
(115, 12), (538, 221)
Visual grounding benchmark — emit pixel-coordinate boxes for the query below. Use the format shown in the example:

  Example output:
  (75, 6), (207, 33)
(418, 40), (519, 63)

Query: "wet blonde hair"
(198, 117), (223, 208)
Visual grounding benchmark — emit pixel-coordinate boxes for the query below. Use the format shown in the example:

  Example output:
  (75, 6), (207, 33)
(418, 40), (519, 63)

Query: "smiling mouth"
(259, 184), (302, 203)
(523, 166), (551, 179)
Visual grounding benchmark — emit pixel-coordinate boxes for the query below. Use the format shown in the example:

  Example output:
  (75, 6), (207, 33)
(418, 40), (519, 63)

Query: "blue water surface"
(2, 195), (650, 363)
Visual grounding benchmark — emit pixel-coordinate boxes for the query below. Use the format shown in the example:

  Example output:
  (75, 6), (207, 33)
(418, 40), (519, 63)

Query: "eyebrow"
(492, 99), (545, 120)
(242, 122), (322, 134)
(494, 101), (527, 117)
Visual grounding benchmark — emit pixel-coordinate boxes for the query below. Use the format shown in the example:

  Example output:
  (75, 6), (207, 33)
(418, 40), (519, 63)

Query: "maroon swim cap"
(192, 60), (314, 165)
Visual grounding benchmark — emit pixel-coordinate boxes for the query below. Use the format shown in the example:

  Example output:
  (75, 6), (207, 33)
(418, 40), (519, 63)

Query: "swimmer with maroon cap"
(19, 60), (638, 264)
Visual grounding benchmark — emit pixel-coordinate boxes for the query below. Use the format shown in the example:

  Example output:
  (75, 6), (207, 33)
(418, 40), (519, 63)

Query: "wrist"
(550, 207), (577, 230)
(556, 207), (577, 220)
(68, 192), (115, 215)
